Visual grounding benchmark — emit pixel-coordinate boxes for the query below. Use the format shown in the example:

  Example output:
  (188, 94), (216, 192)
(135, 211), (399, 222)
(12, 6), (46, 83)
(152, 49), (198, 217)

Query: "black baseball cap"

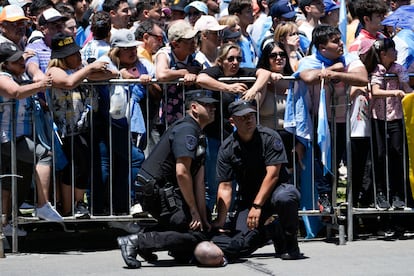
(228, 100), (257, 117)
(185, 90), (218, 107)
(170, 0), (189, 12)
(0, 42), (24, 62)
(222, 29), (241, 41)
(51, 33), (81, 59)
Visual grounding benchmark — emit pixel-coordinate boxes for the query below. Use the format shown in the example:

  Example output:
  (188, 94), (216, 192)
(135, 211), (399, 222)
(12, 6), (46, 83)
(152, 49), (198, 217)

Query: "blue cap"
(184, 1), (208, 15)
(270, 0), (296, 19)
(324, 0), (340, 13)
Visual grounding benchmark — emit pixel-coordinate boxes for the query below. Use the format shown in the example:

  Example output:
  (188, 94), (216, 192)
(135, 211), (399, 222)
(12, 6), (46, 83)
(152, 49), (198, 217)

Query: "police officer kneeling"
(213, 100), (302, 260)
(117, 90), (217, 268)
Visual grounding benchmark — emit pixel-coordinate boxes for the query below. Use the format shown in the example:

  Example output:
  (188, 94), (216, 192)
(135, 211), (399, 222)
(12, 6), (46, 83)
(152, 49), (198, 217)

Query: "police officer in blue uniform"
(135, 89), (218, 232)
(213, 100), (302, 260)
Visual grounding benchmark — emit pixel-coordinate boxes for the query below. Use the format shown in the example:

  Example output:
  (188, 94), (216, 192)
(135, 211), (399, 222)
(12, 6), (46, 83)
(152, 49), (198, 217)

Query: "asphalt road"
(2, 222), (414, 276)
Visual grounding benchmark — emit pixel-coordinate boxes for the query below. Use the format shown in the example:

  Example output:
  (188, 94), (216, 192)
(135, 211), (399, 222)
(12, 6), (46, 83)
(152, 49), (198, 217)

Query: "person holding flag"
(288, 24), (368, 214)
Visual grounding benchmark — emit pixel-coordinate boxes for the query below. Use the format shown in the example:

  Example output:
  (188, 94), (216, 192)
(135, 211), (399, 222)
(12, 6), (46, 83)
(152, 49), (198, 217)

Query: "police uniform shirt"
(199, 66), (257, 140)
(141, 115), (205, 183)
(216, 125), (287, 207)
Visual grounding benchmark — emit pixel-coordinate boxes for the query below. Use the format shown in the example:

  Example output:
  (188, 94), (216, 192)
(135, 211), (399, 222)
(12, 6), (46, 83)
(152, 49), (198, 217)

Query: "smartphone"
(128, 67), (140, 78)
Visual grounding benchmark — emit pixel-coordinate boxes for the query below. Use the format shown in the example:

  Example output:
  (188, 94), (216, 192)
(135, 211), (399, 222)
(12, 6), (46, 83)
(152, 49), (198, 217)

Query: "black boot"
(117, 235), (142, 268)
(280, 233), (302, 260)
(267, 220), (286, 257)
(117, 233), (158, 268)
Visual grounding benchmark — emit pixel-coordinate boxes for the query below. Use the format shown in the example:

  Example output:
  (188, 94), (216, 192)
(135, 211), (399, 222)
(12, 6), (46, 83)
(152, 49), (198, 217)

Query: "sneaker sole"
(75, 213), (91, 219)
(375, 205), (390, 211)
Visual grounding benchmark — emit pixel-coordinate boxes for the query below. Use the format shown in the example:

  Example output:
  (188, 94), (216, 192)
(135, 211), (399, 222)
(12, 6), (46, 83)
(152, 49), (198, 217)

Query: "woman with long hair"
(273, 21), (304, 75)
(46, 33), (109, 217)
(257, 41), (305, 183)
(91, 28), (157, 216)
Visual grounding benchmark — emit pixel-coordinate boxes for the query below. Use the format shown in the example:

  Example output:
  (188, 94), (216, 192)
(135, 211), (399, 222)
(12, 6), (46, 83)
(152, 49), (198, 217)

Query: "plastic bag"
(109, 84), (128, 119)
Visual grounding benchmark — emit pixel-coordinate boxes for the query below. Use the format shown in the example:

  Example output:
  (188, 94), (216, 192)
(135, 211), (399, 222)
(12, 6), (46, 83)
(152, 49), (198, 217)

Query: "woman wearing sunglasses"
(273, 21), (305, 75)
(196, 43), (276, 212)
(257, 41), (305, 181)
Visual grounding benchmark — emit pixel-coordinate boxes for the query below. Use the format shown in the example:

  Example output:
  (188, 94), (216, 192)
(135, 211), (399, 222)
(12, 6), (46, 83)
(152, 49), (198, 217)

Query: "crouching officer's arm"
(194, 165), (211, 231)
(176, 156), (203, 231)
(212, 181), (233, 229)
(248, 164), (281, 230)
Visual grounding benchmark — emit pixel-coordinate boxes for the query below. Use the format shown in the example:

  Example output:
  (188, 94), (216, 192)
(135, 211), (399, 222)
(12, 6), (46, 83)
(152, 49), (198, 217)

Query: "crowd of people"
(0, 0), (414, 268)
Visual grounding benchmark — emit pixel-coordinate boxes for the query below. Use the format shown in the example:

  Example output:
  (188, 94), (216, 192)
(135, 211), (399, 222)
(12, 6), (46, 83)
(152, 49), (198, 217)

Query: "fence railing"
(2, 74), (414, 253)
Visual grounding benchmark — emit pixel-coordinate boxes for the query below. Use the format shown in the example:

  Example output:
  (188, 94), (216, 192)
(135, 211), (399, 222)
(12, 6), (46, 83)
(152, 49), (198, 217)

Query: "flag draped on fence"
(317, 69), (332, 176)
(338, 0), (347, 49)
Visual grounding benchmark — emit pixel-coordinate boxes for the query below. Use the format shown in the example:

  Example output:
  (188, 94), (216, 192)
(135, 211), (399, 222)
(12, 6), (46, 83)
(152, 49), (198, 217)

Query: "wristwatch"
(252, 203), (262, 209)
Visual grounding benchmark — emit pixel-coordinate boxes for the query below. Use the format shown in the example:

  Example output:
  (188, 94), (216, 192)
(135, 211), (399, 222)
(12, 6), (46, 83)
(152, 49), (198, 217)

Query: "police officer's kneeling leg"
(271, 183), (301, 235)
(271, 184), (302, 260)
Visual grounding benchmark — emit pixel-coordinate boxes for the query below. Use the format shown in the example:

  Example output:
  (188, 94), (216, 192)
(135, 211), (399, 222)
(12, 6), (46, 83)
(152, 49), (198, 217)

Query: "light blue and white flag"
(317, 68), (332, 176)
(338, 0), (347, 50)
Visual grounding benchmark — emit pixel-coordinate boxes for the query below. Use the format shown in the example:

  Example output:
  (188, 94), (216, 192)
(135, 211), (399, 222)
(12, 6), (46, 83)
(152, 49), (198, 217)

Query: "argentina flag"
(317, 76), (332, 176)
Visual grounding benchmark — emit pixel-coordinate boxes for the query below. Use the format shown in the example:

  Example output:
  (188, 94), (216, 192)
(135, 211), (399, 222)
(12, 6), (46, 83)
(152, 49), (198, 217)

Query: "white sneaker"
(130, 203), (149, 218)
(36, 202), (64, 222)
(2, 223), (27, 236)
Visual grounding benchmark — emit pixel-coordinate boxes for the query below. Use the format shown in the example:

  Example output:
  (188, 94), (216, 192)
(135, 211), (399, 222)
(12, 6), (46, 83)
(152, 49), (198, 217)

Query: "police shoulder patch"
(273, 138), (283, 151)
(185, 135), (197, 151)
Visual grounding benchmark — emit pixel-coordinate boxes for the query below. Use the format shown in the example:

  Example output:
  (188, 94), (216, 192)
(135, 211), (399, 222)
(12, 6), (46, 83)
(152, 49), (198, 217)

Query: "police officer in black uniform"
(134, 89), (218, 232)
(213, 100), (302, 260)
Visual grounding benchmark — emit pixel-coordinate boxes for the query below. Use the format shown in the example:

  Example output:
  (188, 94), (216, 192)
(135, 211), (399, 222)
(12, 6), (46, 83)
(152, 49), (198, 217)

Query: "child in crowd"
(364, 37), (413, 209)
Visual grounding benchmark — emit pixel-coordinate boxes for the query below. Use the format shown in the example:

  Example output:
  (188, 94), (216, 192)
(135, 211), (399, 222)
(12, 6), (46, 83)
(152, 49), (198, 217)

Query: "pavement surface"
(2, 223), (414, 276)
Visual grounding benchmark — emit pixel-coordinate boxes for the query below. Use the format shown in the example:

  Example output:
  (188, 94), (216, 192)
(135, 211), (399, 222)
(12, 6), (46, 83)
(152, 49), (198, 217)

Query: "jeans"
(92, 122), (144, 214)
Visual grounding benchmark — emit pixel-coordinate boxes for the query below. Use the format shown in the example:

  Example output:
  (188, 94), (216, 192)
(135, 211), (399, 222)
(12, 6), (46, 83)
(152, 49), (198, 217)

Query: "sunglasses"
(269, 52), (287, 59)
(227, 56), (242, 62)
(148, 33), (163, 42)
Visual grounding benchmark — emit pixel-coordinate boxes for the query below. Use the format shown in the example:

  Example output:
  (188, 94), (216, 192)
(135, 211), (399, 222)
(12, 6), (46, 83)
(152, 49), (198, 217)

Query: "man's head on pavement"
(194, 241), (227, 267)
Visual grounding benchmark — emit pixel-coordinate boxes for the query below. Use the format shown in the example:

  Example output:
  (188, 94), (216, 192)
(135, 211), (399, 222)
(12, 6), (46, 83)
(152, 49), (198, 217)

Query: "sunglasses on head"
(269, 52), (287, 59)
(227, 56), (242, 62)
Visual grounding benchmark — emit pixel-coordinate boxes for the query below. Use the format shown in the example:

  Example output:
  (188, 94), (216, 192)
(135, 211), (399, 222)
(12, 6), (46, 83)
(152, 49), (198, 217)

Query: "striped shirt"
(25, 38), (51, 73)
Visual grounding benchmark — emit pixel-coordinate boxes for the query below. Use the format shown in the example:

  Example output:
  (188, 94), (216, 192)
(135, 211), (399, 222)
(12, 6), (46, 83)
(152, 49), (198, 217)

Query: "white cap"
(0, 4), (29, 22)
(38, 8), (68, 26)
(194, 15), (227, 32)
(8, 0), (32, 8)
(110, 28), (139, 48)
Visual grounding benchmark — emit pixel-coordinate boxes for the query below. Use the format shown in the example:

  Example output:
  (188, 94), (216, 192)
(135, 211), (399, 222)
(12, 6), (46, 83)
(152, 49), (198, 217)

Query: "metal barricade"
(6, 77), (342, 253)
(6, 73), (414, 253)
(0, 100), (23, 254)
(346, 73), (414, 241)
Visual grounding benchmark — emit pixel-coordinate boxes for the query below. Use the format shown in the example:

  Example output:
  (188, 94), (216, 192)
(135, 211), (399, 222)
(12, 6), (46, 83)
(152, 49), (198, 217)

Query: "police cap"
(228, 100), (257, 117)
(185, 90), (218, 108)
